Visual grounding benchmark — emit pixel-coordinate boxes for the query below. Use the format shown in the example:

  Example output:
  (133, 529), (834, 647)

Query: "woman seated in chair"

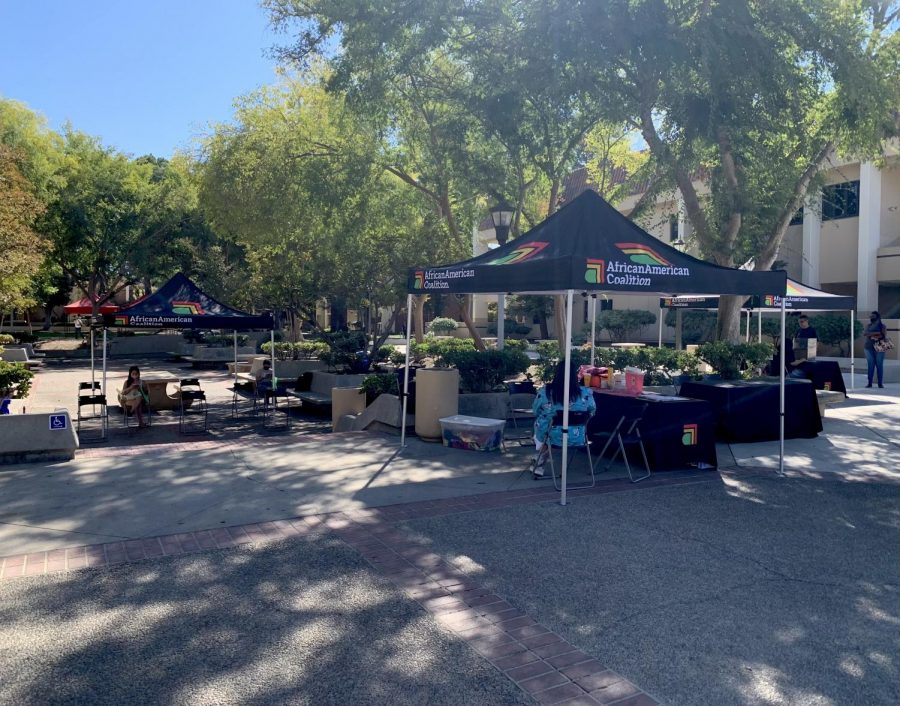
(121, 365), (148, 427)
(531, 360), (596, 479)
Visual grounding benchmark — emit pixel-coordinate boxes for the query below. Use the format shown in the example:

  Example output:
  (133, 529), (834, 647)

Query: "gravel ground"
(401, 473), (900, 706)
(0, 533), (533, 706)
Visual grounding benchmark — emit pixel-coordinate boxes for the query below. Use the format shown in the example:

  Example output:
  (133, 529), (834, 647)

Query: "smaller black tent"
(104, 274), (273, 330)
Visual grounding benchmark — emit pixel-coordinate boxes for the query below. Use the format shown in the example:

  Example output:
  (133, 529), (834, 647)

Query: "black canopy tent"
(95, 273), (275, 398)
(660, 278), (858, 388)
(403, 191), (789, 503)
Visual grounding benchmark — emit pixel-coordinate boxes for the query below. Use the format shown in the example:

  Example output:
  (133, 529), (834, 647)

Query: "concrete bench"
(0, 411), (79, 464)
(291, 372), (368, 409)
(0, 347), (44, 368)
(183, 347), (257, 368)
(816, 389), (845, 418)
(4, 343), (45, 358)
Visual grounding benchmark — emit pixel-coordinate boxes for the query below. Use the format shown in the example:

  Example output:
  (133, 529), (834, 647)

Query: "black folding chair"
(179, 378), (208, 435)
(506, 380), (536, 444)
(592, 402), (651, 483)
(121, 386), (151, 429)
(534, 409), (595, 491)
(76, 393), (108, 443)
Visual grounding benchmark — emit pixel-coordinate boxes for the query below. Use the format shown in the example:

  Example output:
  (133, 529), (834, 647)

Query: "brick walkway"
(0, 471), (724, 705)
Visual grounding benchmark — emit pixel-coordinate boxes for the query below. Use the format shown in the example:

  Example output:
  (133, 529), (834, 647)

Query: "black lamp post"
(489, 200), (515, 246)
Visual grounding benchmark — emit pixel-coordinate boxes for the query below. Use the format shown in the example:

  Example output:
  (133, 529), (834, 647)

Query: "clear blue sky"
(0, 0), (282, 157)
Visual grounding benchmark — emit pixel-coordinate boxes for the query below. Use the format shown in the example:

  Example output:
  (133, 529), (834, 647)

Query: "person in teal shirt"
(531, 360), (596, 478)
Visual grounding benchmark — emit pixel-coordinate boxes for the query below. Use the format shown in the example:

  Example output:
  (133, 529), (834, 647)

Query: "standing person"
(121, 365), (148, 426)
(530, 359), (596, 479)
(74, 316), (83, 341)
(863, 311), (887, 388)
(789, 314), (818, 378)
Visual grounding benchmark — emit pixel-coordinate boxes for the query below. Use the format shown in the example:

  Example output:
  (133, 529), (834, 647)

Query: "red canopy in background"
(63, 298), (120, 315)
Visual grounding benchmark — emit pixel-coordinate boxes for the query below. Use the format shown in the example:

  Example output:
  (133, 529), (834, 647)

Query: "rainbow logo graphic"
(764, 295), (776, 306)
(487, 241), (548, 265)
(682, 423), (698, 446)
(113, 315), (129, 326)
(584, 259), (605, 284)
(171, 301), (205, 316)
(413, 271), (425, 289)
(615, 242), (672, 267)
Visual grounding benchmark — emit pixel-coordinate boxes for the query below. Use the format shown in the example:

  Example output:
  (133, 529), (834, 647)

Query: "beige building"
(472, 150), (900, 344)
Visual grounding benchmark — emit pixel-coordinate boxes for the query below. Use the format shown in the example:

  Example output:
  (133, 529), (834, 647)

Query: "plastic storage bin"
(439, 415), (505, 451)
(624, 367), (645, 396)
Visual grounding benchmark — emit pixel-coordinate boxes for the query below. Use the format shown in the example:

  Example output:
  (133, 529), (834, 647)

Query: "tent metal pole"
(90, 327), (95, 387)
(560, 289), (574, 507)
(102, 328), (107, 398)
(400, 294), (413, 448)
(757, 310), (762, 343)
(657, 308), (663, 348)
(233, 330), (238, 390)
(270, 329), (276, 381)
(779, 298), (786, 476)
(497, 294), (505, 350)
(590, 295), (597, 366)
(850, 309), (855, 391)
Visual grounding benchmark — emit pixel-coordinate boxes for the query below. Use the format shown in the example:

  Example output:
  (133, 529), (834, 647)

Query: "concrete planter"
(458, 391), (509, 419)
(272, 359), (326, 379)
(415, 368), (459, 440)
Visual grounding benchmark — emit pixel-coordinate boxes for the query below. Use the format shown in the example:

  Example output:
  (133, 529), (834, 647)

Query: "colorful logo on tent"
(171, 300), (205, 316)
(764, 295), (776, 306)
(585, 259), (605, 284)
(615, 242), (673, 267)
(113, 315), (128, 326)
(682, 423), (698, 446)
(413, 271), (425, 289)
(823, 382), (832, 391)
(487, 241), (548, 265)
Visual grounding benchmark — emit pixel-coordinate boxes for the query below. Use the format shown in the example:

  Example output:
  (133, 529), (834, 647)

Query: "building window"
(821, 181), (859, 221)
(789, 207), (803, 225)
(669, 214), (679, 242)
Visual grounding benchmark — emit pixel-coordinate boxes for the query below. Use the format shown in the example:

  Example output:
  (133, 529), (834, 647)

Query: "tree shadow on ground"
(0, 534), (532, 706)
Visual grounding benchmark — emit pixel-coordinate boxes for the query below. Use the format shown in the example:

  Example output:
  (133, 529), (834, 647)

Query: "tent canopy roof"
(661, 278), (856, 312)
(408, 190), (786, 297)
(102, 273), (273, 330)
(63, 298), (119, 315)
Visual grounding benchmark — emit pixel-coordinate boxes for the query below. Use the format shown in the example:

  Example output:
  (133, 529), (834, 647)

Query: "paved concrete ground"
(0, 534), (532, 706)
(2, 359), (898, 705)
(400, 471), (900, 706)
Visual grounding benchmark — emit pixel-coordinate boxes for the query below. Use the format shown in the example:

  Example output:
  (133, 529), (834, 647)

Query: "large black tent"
(103, 273), (274, 330)
(401, 191), (790, 502)
(406, 190), (786, 296)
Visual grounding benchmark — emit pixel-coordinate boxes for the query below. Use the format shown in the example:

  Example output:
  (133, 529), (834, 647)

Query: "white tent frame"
(401, 290), (788, 504)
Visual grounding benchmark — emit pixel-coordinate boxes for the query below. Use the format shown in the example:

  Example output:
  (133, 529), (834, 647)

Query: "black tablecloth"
(679, 379), (822, 443)
(795, 361), (847, 396)
(588, 391), (718, 470)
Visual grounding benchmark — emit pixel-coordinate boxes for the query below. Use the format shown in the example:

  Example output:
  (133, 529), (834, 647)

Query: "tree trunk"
(413, 294), (426, 343)
(716, 296), (744, 343)
(554, 294), (567, 349)
(452, 295), (485, 351)
(538, 311), (549, 340)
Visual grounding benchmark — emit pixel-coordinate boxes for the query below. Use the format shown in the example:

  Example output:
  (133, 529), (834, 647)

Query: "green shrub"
(697, 341), (774, 380)
(319, 331), (368, 370)
(502, 338), (529, 352)
(360, 373), (399, 400)
(411, 337), (476, 364)
(664, 309), (717, 343)
(809, 314), (863, 355)
(375, 344), (395, 363)
(261, 341), (295, 361)
(389, 348), (407, 366)
(205, 334), (248, 348)
(0, 334), (15, 345)
(296, 341), (329, 360)
(428, 317), (458, 335)
(486, 319), (532, 337)
(0, 361), (34, 398)
(440, 349), (531, 393)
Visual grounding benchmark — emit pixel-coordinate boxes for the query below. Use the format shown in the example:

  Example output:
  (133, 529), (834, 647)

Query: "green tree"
(595, 309), (657, 343)
(0, 145), (46, 315)
(41, 131), (156, 317)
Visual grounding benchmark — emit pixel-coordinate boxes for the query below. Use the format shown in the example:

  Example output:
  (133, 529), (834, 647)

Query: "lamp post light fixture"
(489, 200), (515, 349)
(489, 200), (515, 246)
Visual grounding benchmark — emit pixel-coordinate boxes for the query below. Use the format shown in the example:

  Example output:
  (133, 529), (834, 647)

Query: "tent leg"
(270, 329), (276, 380)
(90, 328), (95, 387)
(497, 294), (505, 350)
(675, 309), (683, 350)
(850, 310), (855, 391)
(590, 295), (597, 366)
(657, 308), (663, 348)
(102, 328), (107, 398)
(779, 299), (786, 476)
(560, 289), (574, 507)
(233, 330), (238, 390)
(757, 309), (762, 343)
(400, 295), (413, 448)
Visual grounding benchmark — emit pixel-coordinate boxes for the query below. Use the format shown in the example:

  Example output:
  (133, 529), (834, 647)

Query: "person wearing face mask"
(863, 311), (887, 388)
